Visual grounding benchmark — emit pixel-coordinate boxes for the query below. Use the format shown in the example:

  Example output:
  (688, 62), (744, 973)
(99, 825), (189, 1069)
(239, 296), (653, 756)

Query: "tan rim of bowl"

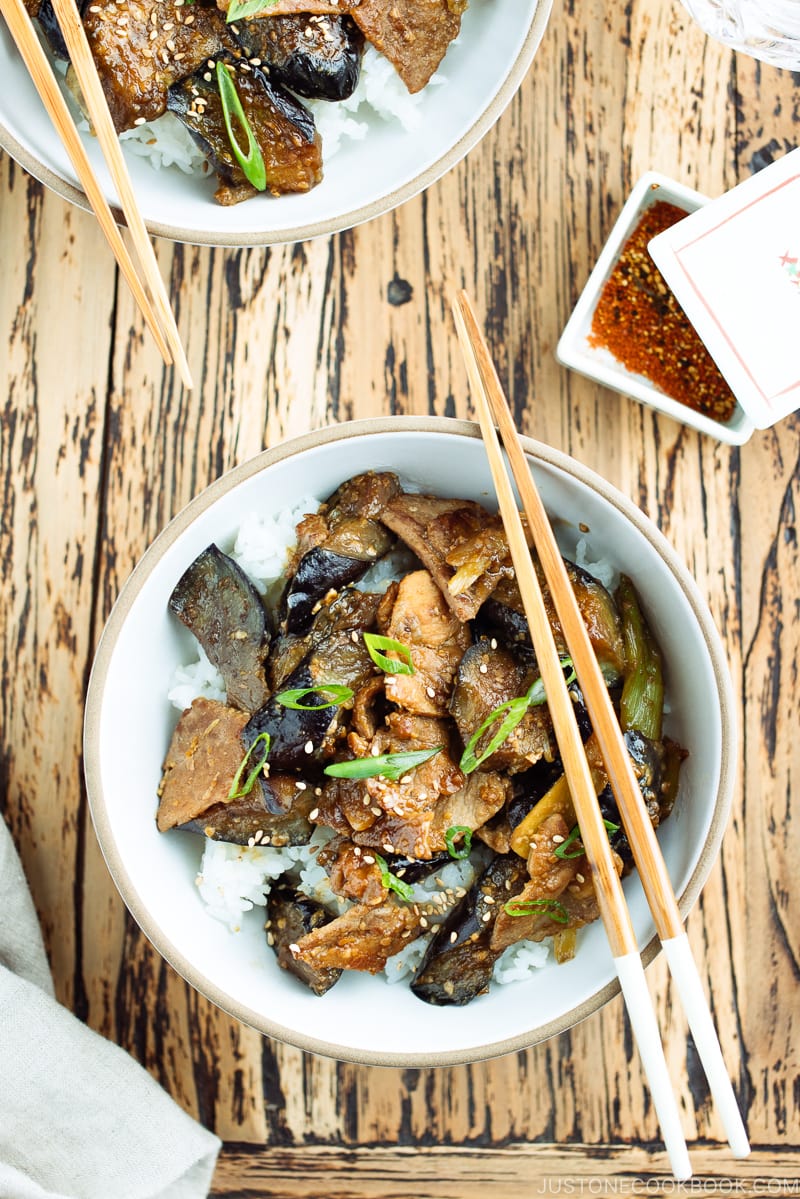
(0, 2), (552, 247)
(83, 416), (736, 1066)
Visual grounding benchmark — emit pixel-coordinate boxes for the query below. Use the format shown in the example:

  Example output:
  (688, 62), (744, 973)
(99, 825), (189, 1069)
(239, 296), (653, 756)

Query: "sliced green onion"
(459, 658), (575, 775)
(459, 695), (530, 774)
(363, 633), (415, 676)
(445, 826), (473, 860)
(374, 854), (414, 901)
(553, 817), (622, 861)
(324, 746), (441, 782)
(229, 732), (270, 800)
(226, 0), (278, 23)
(503, 897), (570, 924)
(273, 684), (354, 711)
(215, 62), (267, 191)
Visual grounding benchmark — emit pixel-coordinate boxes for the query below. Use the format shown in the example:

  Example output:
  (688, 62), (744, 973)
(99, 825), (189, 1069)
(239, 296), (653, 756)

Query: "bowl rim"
(83, 415), (736, 1065)
(0, 1), (552, 247)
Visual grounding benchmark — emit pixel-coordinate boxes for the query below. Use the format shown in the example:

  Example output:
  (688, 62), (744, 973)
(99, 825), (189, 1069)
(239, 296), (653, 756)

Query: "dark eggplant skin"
(232, 15), (364, 101)
(36, 0), (87, 61)
(280, 548), (367, 636)
(267, 882), (342, 996)
(268, 586), (381, 692)
(167, 60), (322, 205)
(411, 854), (528, 1007)
(169, 543), (270, 713)
(178, 783), (315, 847)
(385, 852), (452, 885)
(244, 629), (375, 774)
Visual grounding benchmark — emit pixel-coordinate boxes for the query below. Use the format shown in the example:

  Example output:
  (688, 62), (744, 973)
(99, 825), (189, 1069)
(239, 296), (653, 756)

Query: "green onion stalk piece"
(323, 746), (442, 782)
(226, 0), (278, 23)
(374, 854), (414, 902)
(229, 731), (270, 800)
(445, 826), (473, 860)
(273, 684), (354, 711)
(553, 817), (621, 861)
(459, 657), (575, 774)
(503, 897), (570, 924)
(363, 633), (415, 676)
(215, 62), (267, 191)
(617, 574), (664, 742)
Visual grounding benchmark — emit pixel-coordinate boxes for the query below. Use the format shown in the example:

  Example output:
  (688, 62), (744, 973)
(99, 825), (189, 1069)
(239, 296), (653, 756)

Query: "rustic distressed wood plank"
(210, 1143), (800, 1197)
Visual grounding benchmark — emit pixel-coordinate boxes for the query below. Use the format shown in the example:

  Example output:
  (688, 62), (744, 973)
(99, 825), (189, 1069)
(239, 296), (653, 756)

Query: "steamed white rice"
(122, 40), (446, 176)
(169, 497), (621, 988)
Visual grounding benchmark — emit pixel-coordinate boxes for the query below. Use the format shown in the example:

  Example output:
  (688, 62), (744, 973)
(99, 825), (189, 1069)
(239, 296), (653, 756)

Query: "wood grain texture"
(0, 0), (798, 1187)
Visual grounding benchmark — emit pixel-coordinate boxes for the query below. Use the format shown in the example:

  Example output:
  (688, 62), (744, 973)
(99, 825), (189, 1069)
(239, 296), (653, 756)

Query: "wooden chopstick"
(452, 290), (693, 1180)
(48, 0), (193, 388)
(0, 0), (173, 366)
(453, 288), (750, 1167)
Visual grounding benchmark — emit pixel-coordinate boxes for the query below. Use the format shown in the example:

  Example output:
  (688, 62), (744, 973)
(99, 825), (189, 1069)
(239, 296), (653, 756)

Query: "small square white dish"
(555, 171), (755, 446)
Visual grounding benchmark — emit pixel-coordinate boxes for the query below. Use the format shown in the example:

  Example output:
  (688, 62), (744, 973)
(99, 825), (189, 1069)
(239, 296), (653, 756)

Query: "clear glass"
(681, 0), (800, 69)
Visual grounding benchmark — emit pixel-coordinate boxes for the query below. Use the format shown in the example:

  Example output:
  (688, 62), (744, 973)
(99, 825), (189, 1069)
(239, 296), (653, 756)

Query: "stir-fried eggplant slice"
(232, 14), (363, 100)
(169, 543), (270, 713)
(244, 626), (375, 772)
(180, 783), (316, 846)
(168, 59), (322, 205)
(157, 697), (250, 831)
(267, 882), (342, 995)
(36, 0), (88, 61)
(83, 0), (237, 131)
(280, 472), (401, 635)
(411, 853), (528, 1006)
(481, 560), (625, 681)
(293, 898), (424, 974)
(268, 587), (381, 692)
(450, 641), (558, 774)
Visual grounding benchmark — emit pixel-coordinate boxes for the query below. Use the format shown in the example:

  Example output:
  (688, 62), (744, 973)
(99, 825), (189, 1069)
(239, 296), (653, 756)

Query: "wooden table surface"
(2, 1), (799, 1194)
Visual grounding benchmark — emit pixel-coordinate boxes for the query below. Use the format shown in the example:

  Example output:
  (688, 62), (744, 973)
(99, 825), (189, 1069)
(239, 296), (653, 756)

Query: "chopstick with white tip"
(47, 0), (193, 388)
(452, 288), (750, 1167)
(452, 290), (695, 1180)
(0, 0), (173, 366)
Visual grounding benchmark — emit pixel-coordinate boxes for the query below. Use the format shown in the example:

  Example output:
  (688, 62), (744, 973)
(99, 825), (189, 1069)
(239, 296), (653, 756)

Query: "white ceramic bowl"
(556, 171), (755, 446)
(84, 417), (736, 1065)
(0, 0), (551, 246)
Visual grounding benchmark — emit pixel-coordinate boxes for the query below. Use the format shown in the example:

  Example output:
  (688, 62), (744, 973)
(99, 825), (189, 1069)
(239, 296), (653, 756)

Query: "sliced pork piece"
(450, 641), (557, 774)
(350, 0), (467, 94)
(411, 853), (528, 1006)
(169, 543), (270, 713)
(217, 0), (359, 15)
(267, 882), (342, 996)
(381, 495), (512, 621)
(292, 899), (423, 973)
(491, 815), (623, 953)
(382, 570), (471, 717)
(280, 472), (401, 634)
(232, 14), (363, 100)
(83, 0), (237, 131)
(156, 697), (249, 831)
(168, 60), (322, 205)
(316, 836), (388, 906)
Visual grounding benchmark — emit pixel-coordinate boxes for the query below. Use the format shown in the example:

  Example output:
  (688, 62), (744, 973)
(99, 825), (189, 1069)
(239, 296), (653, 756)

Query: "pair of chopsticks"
(1, 0), (192, 387)
(452, 290), (749, 1182)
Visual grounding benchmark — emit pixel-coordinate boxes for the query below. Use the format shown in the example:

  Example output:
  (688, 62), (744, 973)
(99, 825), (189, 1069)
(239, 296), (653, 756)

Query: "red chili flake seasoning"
(589, 200), (737, 423)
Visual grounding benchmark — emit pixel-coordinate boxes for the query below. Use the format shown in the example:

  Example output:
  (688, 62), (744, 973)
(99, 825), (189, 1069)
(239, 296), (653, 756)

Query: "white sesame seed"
(296, 780), (308, 791)
(482, 911), (492, 923)
(490, 638), (498, 650)
(309, 808), (319, 821)
(576, 873), (585, 883)
(304, 740), (314, 754)
(133, 116), (147, 126)
(419, 916), (428, 929)
(552, 834), (565, 845)
(363, 855), (375, 864)
(289, 943), (300, 956)
(314, 786), (322, 796)
(372, 807), (383, 817)
(450, 931), (458, 943)
(247, 837), (255, 847)
(479, 663), (488, 674)
(254, 830), (263, 843)
(371, 745), (381, 756)
(426, 686), (436, 698)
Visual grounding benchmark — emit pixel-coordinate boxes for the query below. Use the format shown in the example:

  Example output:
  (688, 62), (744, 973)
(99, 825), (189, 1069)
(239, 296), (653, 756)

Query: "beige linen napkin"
(0, 819), (221, 1199)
